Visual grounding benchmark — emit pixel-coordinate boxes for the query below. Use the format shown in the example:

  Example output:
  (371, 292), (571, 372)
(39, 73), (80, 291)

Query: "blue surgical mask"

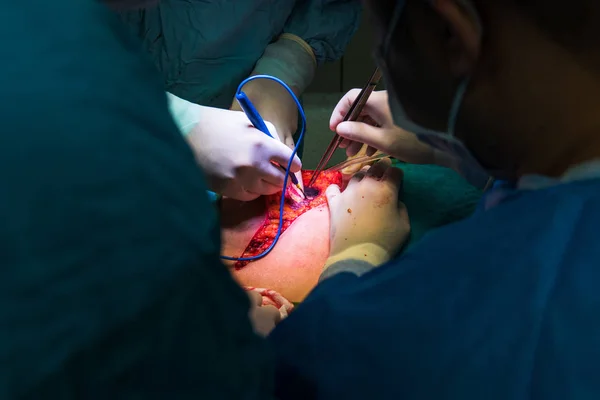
(376, 0), (491, 189)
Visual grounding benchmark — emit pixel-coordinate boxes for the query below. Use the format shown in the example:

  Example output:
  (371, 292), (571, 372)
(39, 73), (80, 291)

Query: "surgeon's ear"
(432, 0), (481, 76)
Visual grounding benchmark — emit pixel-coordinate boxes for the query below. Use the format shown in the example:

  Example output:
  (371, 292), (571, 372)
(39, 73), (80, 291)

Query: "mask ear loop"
(381, 1), (407, 63)
(447, 77), (471, 136)
(445, 0), (483, 136)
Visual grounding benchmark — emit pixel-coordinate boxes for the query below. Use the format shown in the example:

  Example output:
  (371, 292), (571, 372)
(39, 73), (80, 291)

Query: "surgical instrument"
(326, 153), (390, 173)
(307, 67), (383, 188)
(222, 74), (308, 262)
(236, 91), (306, 198)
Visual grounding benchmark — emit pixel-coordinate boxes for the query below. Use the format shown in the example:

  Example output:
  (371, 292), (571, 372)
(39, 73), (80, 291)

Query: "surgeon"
(268, 0), (600, 398)
(121, 0), (360, 200)
(0, 0), (290, 397)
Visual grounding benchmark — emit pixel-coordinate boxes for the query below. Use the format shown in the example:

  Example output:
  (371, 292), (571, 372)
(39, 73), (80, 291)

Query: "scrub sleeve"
(167, 92), (220, 202)
(1, 1), (271, 397)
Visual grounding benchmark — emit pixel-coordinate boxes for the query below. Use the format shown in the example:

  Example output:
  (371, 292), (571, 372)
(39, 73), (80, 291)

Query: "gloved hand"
(186, 106), (301, 201)
(231, 78), (299, 150)
(324, 158), (410, 269)
(330, 89), (450, 166)
(247, 290), (281, 337)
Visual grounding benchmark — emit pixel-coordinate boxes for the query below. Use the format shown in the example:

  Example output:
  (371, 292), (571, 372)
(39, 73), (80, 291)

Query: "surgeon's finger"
(366, 146), (379, 157)
(256, 162), (302, 196)
(259, 305), (282, 328)
(242, 170), (283, 196)
(359, 115), (379, 127)
(231, 187), (261, 202)
(249, 305), (281, 336)
(268, 141), (302, 174)
(339, 139), (352, 149)
(264, 121), (281, 143)
(264, 305), (282, 323)
(249, 161), (286, 188)
(247, 290), (263, 307)
(221, 180), (261, 202)
(331, 91), (389, 132)
(365, 158), (392, 180)
(329, 89), (361, 131)
(258, 180), (286, 196)
(347, 140), (365, 157)
(336, 122), (394, 155)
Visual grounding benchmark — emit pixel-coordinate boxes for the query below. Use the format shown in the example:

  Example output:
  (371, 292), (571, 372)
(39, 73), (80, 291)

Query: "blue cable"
(220, 75), (307, 262)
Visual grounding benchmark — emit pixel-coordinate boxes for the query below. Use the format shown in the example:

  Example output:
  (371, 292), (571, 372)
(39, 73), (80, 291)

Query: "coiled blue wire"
(220, 75), (306, 262)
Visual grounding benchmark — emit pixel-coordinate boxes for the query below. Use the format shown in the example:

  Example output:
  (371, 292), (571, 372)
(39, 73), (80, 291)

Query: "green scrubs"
(394, 162), (483, 248)
(121, 0), (361, 107)
(0, 1), (270, 398)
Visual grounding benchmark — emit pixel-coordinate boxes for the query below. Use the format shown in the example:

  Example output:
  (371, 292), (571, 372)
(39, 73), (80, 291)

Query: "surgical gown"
(0, 1), (271, 398)
(121, 0), (361, 107)
(269, 178), (600, 399)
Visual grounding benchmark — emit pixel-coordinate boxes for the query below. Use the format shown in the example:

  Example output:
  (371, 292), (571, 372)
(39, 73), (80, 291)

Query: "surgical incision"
(234, 170), (342, 268)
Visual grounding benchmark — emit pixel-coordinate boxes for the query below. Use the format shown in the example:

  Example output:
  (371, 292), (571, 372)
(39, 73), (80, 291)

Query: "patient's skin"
(220, 156), (384, 303)
(221, 197), (330, 303)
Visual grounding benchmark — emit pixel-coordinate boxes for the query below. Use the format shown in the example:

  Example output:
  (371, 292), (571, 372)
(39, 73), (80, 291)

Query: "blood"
(234, 170), (342, 269)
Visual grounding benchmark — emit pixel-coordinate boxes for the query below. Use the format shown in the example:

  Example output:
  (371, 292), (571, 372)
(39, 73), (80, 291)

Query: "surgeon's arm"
(228, 37), (309, 149)
(8, 4), (274, 396)
(257, 0), (362, 91)
(283, 0), (362, 66)
(166, 92), (202, 135)
(231, 0), (361, 148)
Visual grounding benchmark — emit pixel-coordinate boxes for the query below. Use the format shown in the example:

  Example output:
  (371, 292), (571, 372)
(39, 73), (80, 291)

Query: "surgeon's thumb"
(289, 153), (302, 173)
(336, 121), (389, 153)
(269, 139), (302, 173)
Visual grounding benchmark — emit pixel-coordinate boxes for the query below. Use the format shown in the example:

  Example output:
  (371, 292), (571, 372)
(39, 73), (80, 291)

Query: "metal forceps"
(307, 67), (383, 188)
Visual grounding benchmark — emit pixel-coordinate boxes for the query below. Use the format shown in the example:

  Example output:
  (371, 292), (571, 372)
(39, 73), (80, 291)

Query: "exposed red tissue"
(234, 170), (342, 269)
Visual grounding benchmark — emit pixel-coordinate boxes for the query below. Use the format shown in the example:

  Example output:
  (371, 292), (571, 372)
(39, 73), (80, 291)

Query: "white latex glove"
(324, 158), (410, 269)
(330, 89), (454, 167)
(186, 106), (302, 201)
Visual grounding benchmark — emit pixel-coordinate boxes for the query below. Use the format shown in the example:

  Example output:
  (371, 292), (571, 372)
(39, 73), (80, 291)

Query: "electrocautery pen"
(235, 91), (306, 198)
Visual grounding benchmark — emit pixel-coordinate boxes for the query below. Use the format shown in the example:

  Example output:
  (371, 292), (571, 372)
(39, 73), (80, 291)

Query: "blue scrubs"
(269, 178), (600, 399)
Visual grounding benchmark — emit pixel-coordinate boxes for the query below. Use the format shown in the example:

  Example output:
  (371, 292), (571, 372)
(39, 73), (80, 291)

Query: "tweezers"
(307, 67), (383, 188)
